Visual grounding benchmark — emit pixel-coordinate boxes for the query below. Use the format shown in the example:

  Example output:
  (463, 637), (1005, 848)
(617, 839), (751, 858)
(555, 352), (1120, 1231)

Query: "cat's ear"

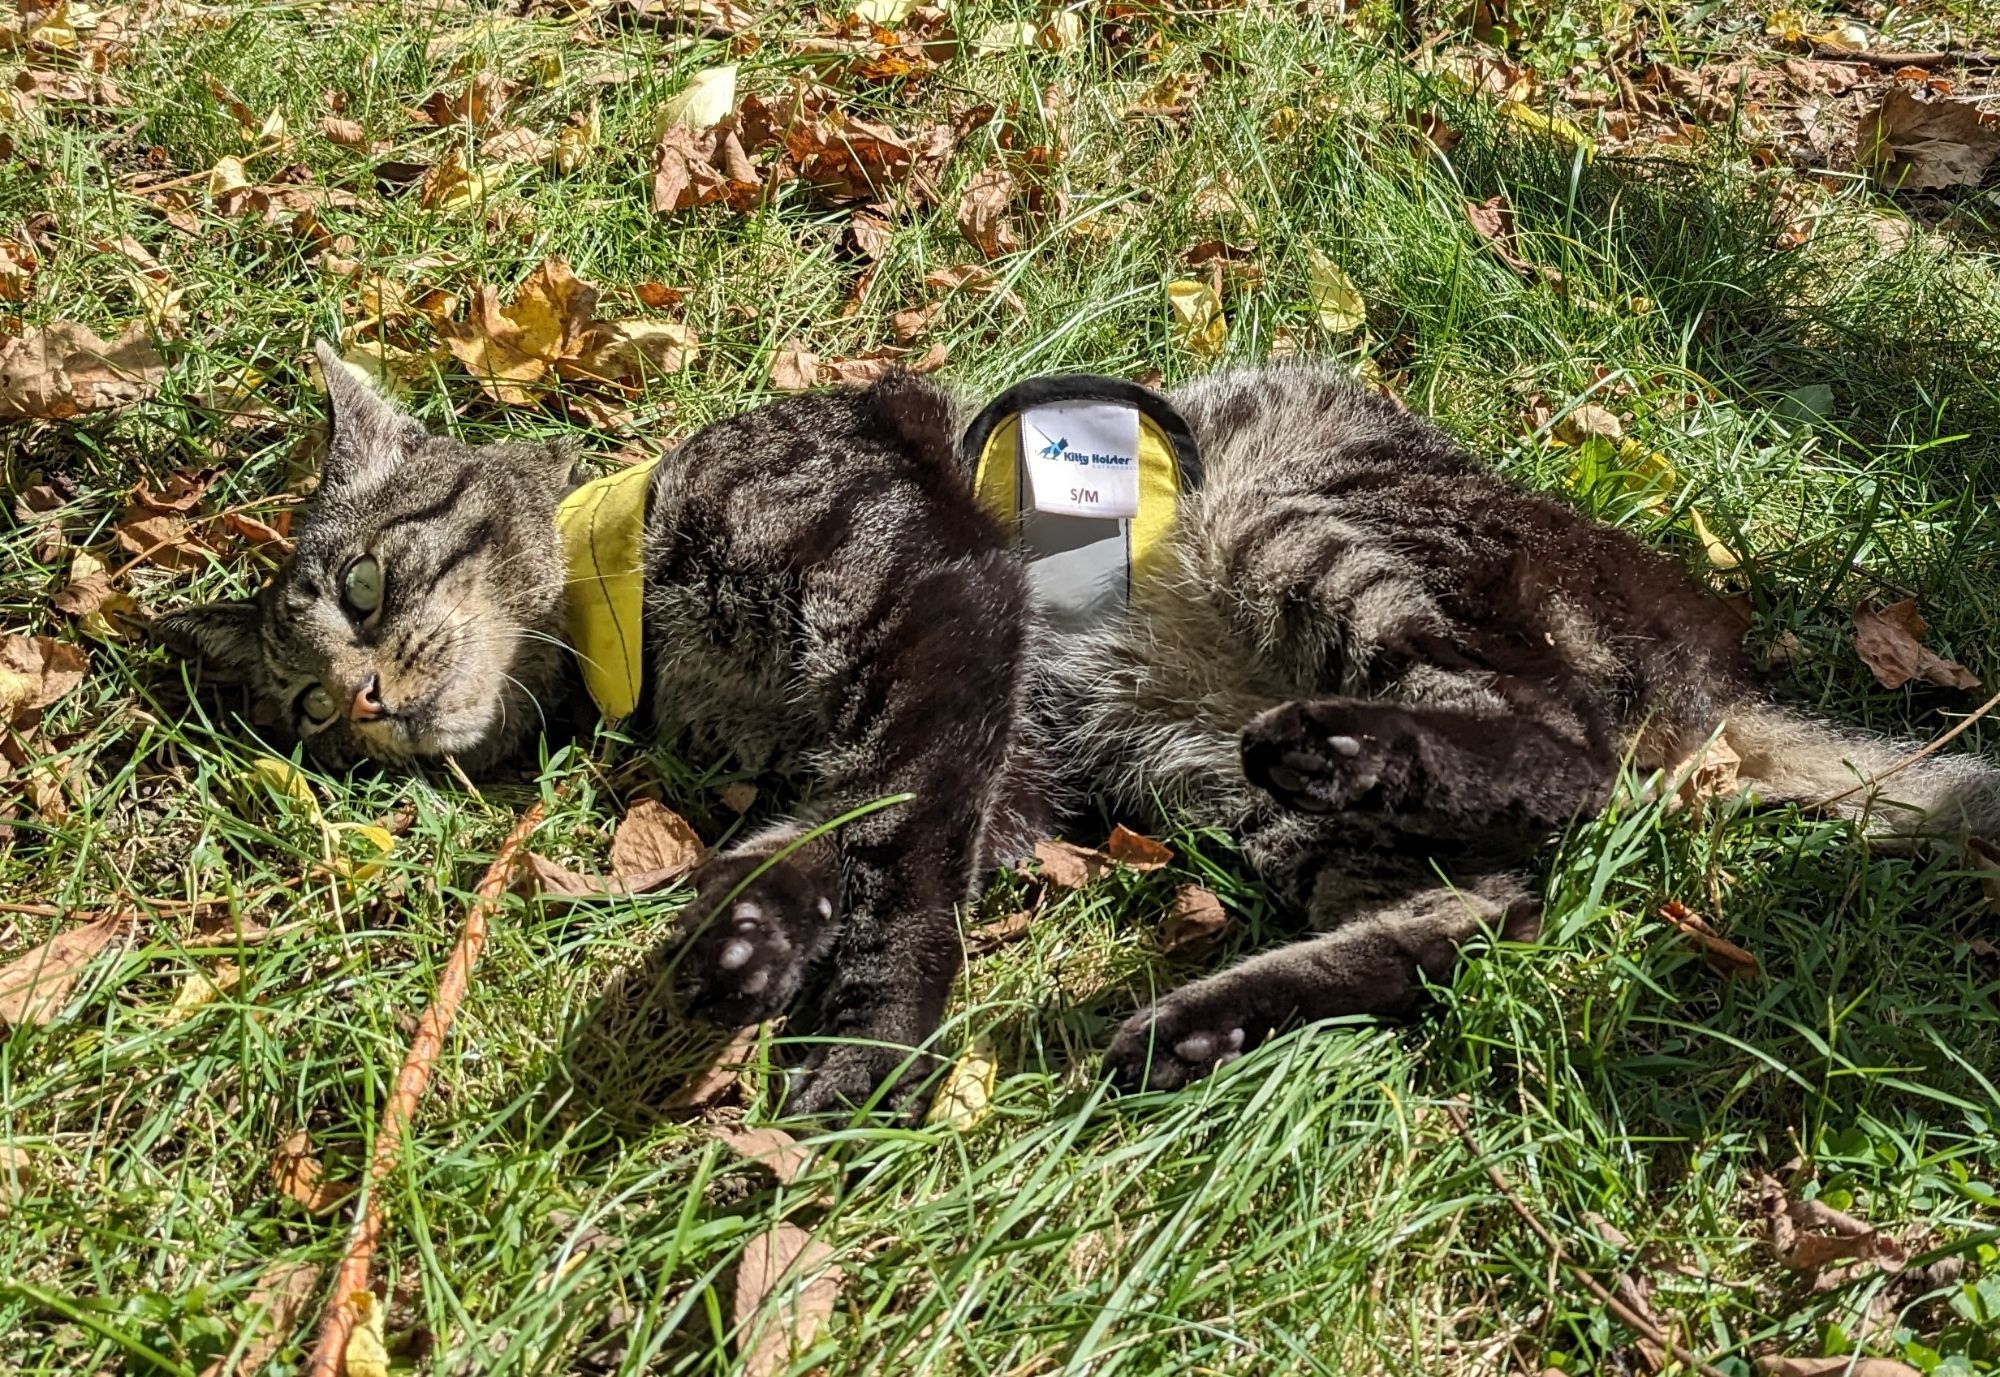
(153, 599), (265, 683)
(314, 340), (428, 487)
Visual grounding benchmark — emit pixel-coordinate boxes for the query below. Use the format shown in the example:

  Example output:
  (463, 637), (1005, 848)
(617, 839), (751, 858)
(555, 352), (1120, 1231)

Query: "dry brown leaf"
(735, 1223), (841, 1377)
(1659, 900), (1760, 978)
(223, 511), (294, 552)
(650, 120), (763, 214)
(115, 509), (212, 573)
(1105, 825), (1173, 871)
(769, 340), (820, 392)
(847, 211), (894, 259)
(270, 1130), (356, 1215)
(668, 1022), (768, 1108)
(719, 781), (758, 812)
(1853, 599), (1979, 691)
(480, 126), (558, 166)
(889, 302), (941, 342)
(199, 1260), (322, 1377)
(1033, 839), (1111, 890)
(579, 320), (700, 382)
(1554, 403), (1623, 445)
(715, 1127), (812, 1185)
(0, 237), (38, 300)
(419, 69), (513, 128)
(956, 167), (1022, 259)
(610, 798), (704, 882)
(819, 343), (946, 387)
(441, 258), (600, 406)
(320, 116), (368, 149)
(516, 852), (685, 905)
(967, 909), (1032, 954)
(51, 550), (115, 617)
(0, 319), (165, 420)
(132, 470), (217, 514)
(1673, 729), (1742, 807)
(0, 911), (125, 1027)
(1856, 86), (2000, 191)
(0, 634), (89, 729)
(1754, 1358), (1920, 1376)
(1464, 195), (1564, 290)
(922, 263), (1026, 315)
(1162, 885), (1230, 953)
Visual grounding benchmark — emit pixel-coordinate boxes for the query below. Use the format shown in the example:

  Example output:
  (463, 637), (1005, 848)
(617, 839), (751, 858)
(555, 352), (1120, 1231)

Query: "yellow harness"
(552, 377), (1196, 719)
(554, 458), (656, 720)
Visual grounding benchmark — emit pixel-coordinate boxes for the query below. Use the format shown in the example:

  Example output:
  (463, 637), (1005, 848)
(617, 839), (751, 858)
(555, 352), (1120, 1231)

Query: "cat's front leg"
(676, 831), (841, 1027)
(1105, 882), (1539, 1091)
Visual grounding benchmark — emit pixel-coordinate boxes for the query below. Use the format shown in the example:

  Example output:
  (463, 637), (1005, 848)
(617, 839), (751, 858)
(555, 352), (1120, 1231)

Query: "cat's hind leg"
(1104, 875), (1539, 1091)
(1241, 697), (1616, 833)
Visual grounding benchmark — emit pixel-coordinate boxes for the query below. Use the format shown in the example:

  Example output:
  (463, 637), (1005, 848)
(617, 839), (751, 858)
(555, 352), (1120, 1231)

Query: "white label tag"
(1020, 402), (1141, 519)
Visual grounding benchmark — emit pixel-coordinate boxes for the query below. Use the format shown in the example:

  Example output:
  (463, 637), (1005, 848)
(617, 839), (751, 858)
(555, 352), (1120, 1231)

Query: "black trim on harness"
(957, 374), (1203, 489)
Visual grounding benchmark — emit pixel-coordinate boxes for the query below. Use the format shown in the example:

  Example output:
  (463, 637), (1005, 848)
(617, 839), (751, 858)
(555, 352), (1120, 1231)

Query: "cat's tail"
(1720, 699), (2000, 837)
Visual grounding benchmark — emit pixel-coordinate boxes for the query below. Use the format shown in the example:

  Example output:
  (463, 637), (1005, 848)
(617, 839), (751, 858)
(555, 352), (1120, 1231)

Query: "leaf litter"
(1852, 599), (1979, 691)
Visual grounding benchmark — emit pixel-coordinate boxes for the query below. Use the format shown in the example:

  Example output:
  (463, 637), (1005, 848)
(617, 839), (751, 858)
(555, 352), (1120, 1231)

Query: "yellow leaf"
(1498, 101), (1595, 158)
(1038, 10), (1083, 50)
(207, 156), (250, 199)
(555, 101), (600, 174)
(343, 1290), (390, 1377)
(330, 823), (396, 883)
(926, 1037), (998, 1132)
(1303, 245), (1365, 334)
(1689, 508), (1740, 569)
(1764, 9), (1807, 41)
(975, 19), (1041, 53)
(243, 756), (321, 817)
(1807, 20), (1869, 50)
(1165, 279), (1227, 359)
(654, 65), (736, 137)
(850, 0), (915, 22)
(159, 959), (241, 1026)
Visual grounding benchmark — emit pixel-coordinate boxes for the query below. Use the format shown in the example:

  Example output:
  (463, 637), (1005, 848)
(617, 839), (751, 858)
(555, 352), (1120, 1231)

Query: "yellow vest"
(553, 459), (657, 720)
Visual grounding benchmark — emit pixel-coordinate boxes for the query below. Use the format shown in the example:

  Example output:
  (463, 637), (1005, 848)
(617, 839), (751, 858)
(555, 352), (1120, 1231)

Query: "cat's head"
(156, 343), (579, 772)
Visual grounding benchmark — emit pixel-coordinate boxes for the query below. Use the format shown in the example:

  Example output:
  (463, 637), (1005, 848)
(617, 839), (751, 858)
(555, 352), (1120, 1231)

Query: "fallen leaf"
(114, 510), (211, 573)
(610, 798), (704, 882)
(1464, 195), (1564, 289)
(516, 852), (685, 905)
(1856, 86), (2000, 191)
(159, 959), (242, 1026)
(668, 1022), (768, 1108)
(579, 319), (700, 382)
(1498, 100), (1595, 156)
(200, 1261), (322, 1377)
(343, 1289), (390, 1377)
(320, 116), (368, 149)
(441, 258), (600, 406)
(1105, 825), (1173, 871)
(479, 126), (558, 166)
(656, 64), (737, 134)
(716, 1127), (812, 1184)
(649, 119), (762, 214)
(1672, 729), (1742, 807)
(1166, 278), (1226, 359)
(769, 341), (820, 391)
(1853, 599), (1979, 692)
(1689, 508), (1741, 570)
(1034, 838), (1112, 890)
(1554, 403), (1623, 445)
(925, 1036), (997, 1131)
(1162, 885), (1230, 953)
(967, 909), (1032, 954)
(0, 911), (125, 1027)
(1658, 900), (1760, 978)
(1, 237), (38, 300)
(0, 634), (89, 729)
(889, 302), (941, 342)
(223, 511), (294, 552)
(956, 167), (1021, 259)
(847, 211), (893, 259)
(1753, 1360), (1919, 1377)
(735, 1224), (841, 1377)
(1303, 245), (1365, 333)
(0, 320), (166, 420)
(271, 1130), (356, 1215)
(419, 69), (512, 128)
(131, 470), (217, 514)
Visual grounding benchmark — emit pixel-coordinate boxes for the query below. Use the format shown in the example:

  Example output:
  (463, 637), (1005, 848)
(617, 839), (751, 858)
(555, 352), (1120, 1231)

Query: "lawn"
(5, 0), (2000, 1372)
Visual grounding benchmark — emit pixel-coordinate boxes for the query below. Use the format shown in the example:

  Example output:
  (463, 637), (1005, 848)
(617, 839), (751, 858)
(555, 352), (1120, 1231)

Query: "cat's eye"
(341, 556), (383, 617)
(300, 684), (336, 723)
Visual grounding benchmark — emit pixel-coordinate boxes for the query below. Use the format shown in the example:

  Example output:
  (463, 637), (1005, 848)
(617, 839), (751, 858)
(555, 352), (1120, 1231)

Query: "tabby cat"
(158, 347), (2000, 1110)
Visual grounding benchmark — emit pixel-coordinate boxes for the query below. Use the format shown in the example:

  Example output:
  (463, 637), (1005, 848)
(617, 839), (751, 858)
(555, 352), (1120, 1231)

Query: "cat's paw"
(1104, 981), (1266, 1093)
(1239, 700), (1394, 814)
(780, 1040), (932, 1122)
(677, 854), (839, 1027)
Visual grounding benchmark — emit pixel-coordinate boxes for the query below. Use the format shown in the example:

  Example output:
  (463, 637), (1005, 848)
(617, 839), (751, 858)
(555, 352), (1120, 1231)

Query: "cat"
(158, 347), (2000, 1110)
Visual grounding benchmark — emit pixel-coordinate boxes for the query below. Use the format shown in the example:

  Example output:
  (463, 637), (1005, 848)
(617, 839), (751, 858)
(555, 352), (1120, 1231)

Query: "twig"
(303, 801), (546, 1377)
(1443, 1101), (1734, 1377)
(1807, 680), (2000, 812)
(1811, 46), (2000, 69)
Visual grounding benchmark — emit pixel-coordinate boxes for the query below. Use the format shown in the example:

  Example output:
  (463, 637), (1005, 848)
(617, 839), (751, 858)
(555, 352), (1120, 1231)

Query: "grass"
(6, 0), (2000, 1372)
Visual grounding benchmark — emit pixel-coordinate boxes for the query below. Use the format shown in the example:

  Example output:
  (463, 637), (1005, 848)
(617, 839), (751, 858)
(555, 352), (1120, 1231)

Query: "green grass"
(6, 0), (2000, 1373)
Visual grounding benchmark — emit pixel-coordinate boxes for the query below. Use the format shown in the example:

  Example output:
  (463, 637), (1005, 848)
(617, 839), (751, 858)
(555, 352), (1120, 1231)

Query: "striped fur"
(160, 354), (2000, 1107)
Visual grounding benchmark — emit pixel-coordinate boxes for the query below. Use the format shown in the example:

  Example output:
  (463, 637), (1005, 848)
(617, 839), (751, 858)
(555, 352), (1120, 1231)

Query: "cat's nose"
(350, 673), (386, 722)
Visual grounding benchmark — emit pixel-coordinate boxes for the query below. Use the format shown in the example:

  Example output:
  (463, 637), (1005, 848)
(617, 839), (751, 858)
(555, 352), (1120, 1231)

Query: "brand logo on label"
(1040, 436), (1070, 460)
